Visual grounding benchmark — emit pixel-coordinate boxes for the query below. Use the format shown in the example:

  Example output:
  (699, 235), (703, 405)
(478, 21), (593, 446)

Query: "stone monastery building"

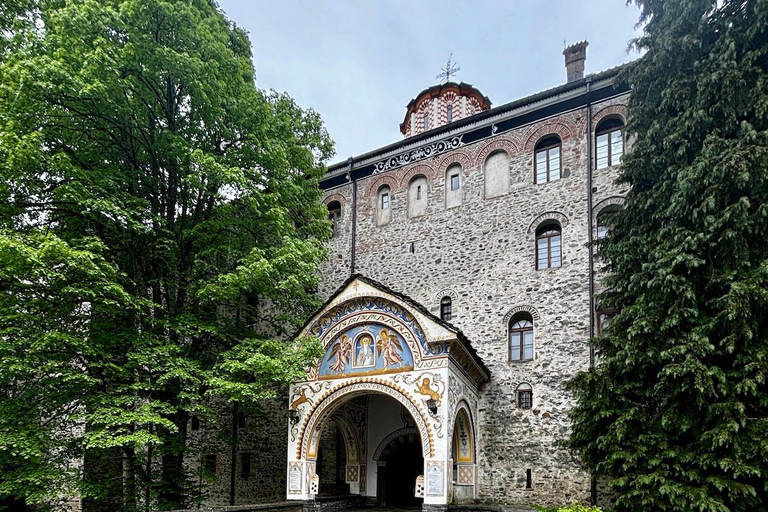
(197, 42), (631, 511)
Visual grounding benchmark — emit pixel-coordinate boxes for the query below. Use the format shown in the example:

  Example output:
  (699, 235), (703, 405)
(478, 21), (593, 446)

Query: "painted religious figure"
(354, 334), (375, 368)
(328, 334), (351, 373)
(376, 328), (404, 367)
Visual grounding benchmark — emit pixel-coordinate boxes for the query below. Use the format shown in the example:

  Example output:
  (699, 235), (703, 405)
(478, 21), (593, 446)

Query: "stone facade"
(190, 53), (631, 511)
(314, 67), (630, 508)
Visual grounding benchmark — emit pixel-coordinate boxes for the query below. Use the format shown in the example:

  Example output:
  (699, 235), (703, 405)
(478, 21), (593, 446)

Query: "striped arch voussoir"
(399, 163), (437, 189)
(523, 120), (576, 152)
(474, 136), (519, 168)
(592, 104), (628, 127)
(437, 151), (473, 177)
(363, 175), (399, 199)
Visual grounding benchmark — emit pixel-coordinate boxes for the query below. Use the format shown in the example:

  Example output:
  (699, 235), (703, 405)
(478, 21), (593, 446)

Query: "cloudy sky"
(216, 1), (643, 164)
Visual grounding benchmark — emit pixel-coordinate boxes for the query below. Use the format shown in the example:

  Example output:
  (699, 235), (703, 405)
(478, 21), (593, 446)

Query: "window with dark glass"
(534, 136), (562, 183)
(596, 308), (618, 336)
(204, 454), (217, 475)
(517, 384), (533, 409)
(327, 201), (341, 238)
(596, 118), (624, 169)
(509, 316), (534, 361)
(191, 416), (200, 431)
(440, 296), (452, 321)
(536, 224), (562, 270)
(447, 105), (453, 123)
(423, 113), (429, 132)
(381, 192), (389, 210)
(450, 173), (460, 191)
(241, 452), (251, 478)
(417, 185), (422, 200)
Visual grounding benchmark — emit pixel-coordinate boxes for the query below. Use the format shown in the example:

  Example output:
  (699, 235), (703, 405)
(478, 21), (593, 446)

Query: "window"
(240, 452), (251, 478)
(423, 113), (429, 132)
(450, 173), (459, 191)
(327, 201), (341, 238)
(596, 308), (618, 336)
(191, 416), (200, 431)
(596, 204), (622, 239)
(204, 454), (217, 476)
(596, 218), (609, 239)
(237, 412), (246, 428)
(596, 117), (624, 169)
(536, 223), (562, 270)
(408, 175), (428, 218)
(376, 186), (392, 226)
(446, 164), (462, 209)
(416, 185), (422, 200)
(440, 296), (452, 321)
(509, 315), (534, 361)
(447, 105), (453, 123)
(534, 136), (562, 183)
(517, 383), (533, 409)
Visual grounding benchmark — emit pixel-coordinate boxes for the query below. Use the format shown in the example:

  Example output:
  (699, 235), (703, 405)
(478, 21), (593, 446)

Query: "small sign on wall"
(288, 463), (302, 494)
(426, 461), (445, 496)
(415, 475), (425, 498)
(309, 474), (319, 496)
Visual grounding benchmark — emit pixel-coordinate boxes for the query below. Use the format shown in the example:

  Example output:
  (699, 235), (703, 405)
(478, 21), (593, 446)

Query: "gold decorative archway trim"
(298, 378), (435, 461)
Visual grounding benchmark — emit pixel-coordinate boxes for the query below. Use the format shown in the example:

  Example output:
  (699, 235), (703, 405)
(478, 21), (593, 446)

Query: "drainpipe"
(348, 157), (357, 275)
(229, 404), (238, 505)
(585, 77), (597, 507)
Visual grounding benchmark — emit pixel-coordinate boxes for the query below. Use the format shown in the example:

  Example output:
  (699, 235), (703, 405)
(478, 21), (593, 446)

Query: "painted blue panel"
(319, 324), (414, 378)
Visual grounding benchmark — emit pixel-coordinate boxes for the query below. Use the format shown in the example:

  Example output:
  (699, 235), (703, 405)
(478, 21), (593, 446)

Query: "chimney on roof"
(563, 41), (588, 83)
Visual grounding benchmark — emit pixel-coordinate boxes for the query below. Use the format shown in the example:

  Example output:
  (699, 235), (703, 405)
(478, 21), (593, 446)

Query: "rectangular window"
(518, 391), (532, 409)
(241, 452), (251, 478)
(510, 332), (521, 358)
(381, 192), (389, 210)
(423, 113), (429, 132)
(526, 468), (532, 489)
(523, 330), (534, 360)
(596, 133), (609, 169)
(204, 454), (217, 476)
(440, 302), (452, 321)
(447, 105), (453, 123)
(548, 146), (560, 182)
(535, 151), (547, 183)
(596, 129), (623, 169)
(450, 174), (459, 191)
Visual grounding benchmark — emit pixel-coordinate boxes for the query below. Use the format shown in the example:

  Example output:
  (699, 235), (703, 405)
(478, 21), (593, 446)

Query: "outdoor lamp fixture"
(288, 408), (300, 425)
(426, 398), (438, 415)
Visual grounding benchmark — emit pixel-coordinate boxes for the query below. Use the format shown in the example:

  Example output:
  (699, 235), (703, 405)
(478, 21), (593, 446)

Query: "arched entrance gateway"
(286, 276), (489, 511)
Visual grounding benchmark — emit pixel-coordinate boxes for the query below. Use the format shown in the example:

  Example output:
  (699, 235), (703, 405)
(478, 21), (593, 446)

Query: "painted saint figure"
(376, 328), (404, 367)
(328, 334), (351, 373)
(355, 334), (375, 367)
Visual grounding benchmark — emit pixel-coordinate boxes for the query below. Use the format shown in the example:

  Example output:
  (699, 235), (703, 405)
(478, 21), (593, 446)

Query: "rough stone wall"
(188, 400), (291, 507)
(319, 93), (630, 507)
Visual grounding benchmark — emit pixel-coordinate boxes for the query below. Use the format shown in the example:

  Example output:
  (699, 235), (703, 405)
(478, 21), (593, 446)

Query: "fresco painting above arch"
(319, 323), (414, 378)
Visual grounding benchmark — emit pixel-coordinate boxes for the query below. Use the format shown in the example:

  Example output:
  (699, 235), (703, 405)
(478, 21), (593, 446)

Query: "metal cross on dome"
(436, 53), (460, 83)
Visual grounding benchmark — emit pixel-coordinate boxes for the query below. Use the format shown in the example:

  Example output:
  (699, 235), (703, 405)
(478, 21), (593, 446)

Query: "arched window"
(408, 175), (428, 218)
(440, 296), (452, 321)
(516, 383), (533, 409)
(327, 201), (341, 238)
(423, 113), (429, 132)
(376, 185), (392, 226)
(536, 223), (562, 270)
(445, 164), (462, 208)
(534, 135), (562, 183)
(446, 104), (453, 123)
(509, 314), (534, 361)
(596, 204), (622, 239)
(595, 117), (624, 169)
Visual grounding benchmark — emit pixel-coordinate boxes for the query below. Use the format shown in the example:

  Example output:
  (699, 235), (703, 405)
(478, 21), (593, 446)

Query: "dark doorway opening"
(377, 433), (423, 508)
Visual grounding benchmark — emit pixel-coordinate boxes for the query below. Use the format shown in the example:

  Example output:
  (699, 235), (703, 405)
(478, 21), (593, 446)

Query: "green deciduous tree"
(0, 0), (331, 509)
(567, 1), (768, 511)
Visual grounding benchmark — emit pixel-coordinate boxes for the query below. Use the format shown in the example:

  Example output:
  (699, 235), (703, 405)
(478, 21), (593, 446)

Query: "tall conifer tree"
(567, 1), (768, 510)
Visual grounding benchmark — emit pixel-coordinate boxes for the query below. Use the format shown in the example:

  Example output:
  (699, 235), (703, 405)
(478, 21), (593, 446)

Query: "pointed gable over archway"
(287, 275), (489, 505)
